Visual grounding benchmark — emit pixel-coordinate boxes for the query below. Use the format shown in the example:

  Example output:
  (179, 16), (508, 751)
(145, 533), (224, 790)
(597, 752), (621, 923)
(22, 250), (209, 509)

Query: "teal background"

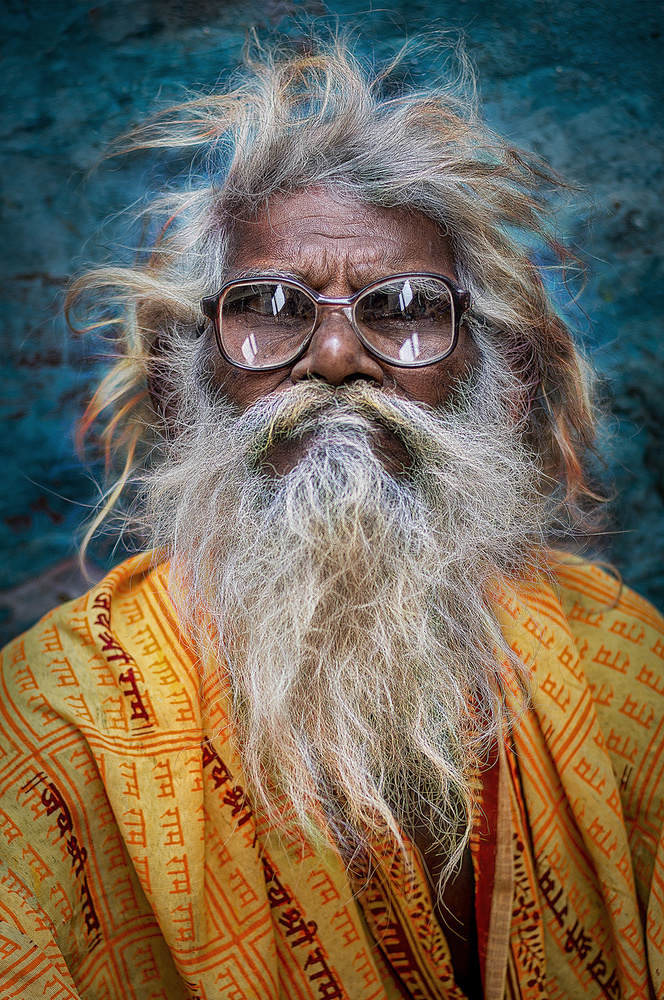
(1, 0), (663, 642)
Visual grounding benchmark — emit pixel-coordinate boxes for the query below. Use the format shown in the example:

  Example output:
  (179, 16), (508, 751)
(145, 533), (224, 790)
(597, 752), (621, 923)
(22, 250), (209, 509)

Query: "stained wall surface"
(1, 0), (662, 643)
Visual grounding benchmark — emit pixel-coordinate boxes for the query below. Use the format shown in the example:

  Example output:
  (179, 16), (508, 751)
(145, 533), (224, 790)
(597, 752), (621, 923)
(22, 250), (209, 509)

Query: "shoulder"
(0, 554), (203, 973)
(0, 551), (201, 755)
(495, 553), (664, 807)
(546, 556), (664, 849)
(548, 555), (664, 682)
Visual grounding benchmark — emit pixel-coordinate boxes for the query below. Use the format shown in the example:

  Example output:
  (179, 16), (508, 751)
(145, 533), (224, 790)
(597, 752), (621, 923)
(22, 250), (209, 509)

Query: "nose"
(290, 311), (385, 387)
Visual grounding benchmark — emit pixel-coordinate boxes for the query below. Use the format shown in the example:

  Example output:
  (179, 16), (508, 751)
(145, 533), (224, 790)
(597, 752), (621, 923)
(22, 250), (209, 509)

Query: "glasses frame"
(201, 272), (472, 372)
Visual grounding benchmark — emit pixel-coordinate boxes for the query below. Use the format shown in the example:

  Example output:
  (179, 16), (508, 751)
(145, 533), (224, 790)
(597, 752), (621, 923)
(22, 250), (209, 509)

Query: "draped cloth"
(0, 552), (663, 999)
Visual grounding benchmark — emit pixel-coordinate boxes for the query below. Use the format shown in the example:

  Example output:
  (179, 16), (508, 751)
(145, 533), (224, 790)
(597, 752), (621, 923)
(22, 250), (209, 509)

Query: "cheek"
(392, 329), (481, 407)
(206, 351), (287, 409)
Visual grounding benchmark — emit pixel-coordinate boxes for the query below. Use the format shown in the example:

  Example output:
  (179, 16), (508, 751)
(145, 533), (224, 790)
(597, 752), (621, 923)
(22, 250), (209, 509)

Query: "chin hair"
(140, 365), (545, 886)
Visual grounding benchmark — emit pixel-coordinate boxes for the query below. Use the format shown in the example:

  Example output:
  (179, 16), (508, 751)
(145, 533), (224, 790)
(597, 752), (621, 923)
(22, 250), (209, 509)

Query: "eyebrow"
(223, 266), (305, 282)
(222, 260), (413, 289)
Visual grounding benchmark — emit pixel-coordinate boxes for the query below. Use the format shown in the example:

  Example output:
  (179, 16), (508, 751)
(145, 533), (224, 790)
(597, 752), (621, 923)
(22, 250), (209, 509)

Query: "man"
(1, 37), (663, 1000)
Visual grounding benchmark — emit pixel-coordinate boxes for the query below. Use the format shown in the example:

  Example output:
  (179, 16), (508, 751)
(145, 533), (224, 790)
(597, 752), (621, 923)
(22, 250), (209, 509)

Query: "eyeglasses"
(201, 273), (471, 371)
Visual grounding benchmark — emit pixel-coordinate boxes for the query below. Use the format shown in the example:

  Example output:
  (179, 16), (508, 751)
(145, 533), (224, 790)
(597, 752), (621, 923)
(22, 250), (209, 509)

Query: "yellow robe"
(0, 553), (663, 999)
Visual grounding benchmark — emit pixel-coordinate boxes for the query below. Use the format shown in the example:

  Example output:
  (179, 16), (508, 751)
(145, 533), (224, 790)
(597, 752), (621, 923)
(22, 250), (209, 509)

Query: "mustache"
(234, 379), (471, 470)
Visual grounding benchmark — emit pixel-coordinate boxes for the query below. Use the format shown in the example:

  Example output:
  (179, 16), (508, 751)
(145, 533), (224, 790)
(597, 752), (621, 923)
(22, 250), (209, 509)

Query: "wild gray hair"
(70, 31), (600, 549)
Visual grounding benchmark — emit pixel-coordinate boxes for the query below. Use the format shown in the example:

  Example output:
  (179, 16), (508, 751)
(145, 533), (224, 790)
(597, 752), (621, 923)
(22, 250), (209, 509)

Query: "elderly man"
(1, 39), (663, 1000)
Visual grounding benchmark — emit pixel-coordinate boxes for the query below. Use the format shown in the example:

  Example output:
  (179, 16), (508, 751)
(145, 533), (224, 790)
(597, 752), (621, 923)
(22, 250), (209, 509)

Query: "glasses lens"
(220, 281), (316, 368)
(355, 277), (455, 364)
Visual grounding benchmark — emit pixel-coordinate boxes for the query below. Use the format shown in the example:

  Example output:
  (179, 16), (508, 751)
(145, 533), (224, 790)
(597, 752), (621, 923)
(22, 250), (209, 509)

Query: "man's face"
(149, 191), (541, 864)
(211, 188), (480, 412)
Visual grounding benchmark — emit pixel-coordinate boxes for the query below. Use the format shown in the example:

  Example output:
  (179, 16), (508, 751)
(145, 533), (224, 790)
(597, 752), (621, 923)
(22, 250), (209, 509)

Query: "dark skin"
(212, 189), (479, 405)
(201, 188), (483, 996)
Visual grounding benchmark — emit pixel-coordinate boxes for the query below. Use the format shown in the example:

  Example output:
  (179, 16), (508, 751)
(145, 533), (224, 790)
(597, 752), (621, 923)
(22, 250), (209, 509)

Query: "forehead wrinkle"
(234, 242), (396, 287)
(293, 245), (395, 287)
(239, 239), (411, 288)
(227, 191), (458, 291)
(274, 243), (337, 286)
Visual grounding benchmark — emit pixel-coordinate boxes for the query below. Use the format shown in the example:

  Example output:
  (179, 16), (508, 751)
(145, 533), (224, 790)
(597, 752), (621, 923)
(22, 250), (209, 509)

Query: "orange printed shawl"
(0, 553), (663, 999)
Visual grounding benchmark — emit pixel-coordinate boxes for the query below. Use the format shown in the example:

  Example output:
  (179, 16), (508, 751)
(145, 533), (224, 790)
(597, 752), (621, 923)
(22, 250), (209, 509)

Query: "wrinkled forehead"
(224, 187), (457, 290)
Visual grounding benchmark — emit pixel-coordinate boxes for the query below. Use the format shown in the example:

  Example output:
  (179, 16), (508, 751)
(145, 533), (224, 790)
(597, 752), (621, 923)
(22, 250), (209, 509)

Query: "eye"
(222, 283), (315, 327)
(357, 278), (453, 331)
(223, 289), (274, 317)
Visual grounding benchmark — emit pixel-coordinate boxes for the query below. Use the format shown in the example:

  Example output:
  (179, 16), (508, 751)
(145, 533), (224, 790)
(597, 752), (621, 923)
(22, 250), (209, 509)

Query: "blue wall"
(1, 0), (662, 642)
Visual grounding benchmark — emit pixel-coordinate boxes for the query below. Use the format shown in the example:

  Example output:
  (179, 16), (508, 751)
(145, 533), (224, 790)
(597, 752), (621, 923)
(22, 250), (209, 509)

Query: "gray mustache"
(236, 381), (442, 465)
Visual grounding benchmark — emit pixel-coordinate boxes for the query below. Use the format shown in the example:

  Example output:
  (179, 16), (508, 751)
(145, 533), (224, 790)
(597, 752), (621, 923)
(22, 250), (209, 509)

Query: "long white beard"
(142, 370), (545, 882)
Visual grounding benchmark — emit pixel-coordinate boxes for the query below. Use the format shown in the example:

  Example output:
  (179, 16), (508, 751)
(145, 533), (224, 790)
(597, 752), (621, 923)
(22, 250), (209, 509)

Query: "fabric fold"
(0, 553), (663, 998)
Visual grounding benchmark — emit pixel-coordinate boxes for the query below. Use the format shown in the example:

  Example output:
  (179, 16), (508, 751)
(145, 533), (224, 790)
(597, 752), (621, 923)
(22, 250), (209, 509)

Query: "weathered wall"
(1, 0), (662, 643)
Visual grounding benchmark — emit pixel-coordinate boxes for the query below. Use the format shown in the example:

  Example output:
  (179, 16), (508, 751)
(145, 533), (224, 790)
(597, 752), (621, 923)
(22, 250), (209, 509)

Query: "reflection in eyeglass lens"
(398, 279), (413, 312)
(271, 284), (285, 316)
(241, 331), (259, 365)
(398, 332), (420, 362)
